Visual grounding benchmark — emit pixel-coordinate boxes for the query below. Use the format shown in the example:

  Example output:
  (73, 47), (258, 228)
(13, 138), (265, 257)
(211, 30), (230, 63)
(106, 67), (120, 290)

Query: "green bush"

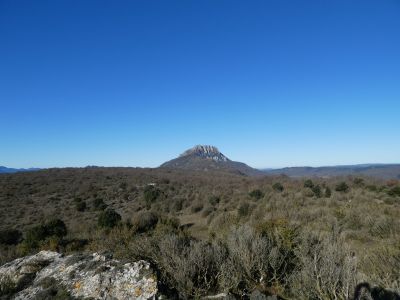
(0, 229), (22, 245)
(335, 182), (349, 193)
(75, 201), (87, 212)
(93, 198), (107, 210)
(208, 195), (220, 206)
(173, 199), (183, 211)
(23, 219), (67, 250)
(325, 187), (332, 198)
(354, 177), (364, 186)
(45, 219), (67, 238)
(366, 185), (377, 192)
(237, 202), (250, 217)
(249, 189), (264, 200)
(273, 182), (284, 192)
(144, 186), (161, 207)
(312, 185), (322, 198)
(304, 179), (314, 189)
(387, 186), (400, 197)
(98, 209), (121, 229)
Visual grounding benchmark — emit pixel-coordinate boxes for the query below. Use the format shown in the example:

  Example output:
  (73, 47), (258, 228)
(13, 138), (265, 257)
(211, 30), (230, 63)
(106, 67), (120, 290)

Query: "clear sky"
(1, 0), (399, 169)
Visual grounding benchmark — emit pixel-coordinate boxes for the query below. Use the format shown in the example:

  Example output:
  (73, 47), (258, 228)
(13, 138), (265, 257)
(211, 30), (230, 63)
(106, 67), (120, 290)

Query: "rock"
(0, 251), (157, 300)
(203, 293), (236, 299)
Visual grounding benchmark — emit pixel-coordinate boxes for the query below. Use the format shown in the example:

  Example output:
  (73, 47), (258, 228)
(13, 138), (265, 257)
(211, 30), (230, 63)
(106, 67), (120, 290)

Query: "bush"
(237, 202), (250, 217)
(312, 185), (322, 198)
(208, 195), (220, 206)
(173, 199), (183, 211)
(387, 186), (400, 197)
(304, 179), (314, 189)
(249, 189), (264, 200)
(289, 230), (358, 299)
(98, 209), (121, 229)
(23, 219), (67, 251)
(45, 219), (67, 238)
(325, 187), (332, 198)
(134, 211), (159, 233)
(93, 198), (107, 210)
(273, 183), (284, 192)
(144, 186), (161, 207)
(335, 182), (349, 193)
(75, 201), (86, 212)
(353, 177), (364, 186)
(0, 229), (22, 245)
(366, 185), (377, 192)
(0, 275), (17, 297)
(191, 202), (204, 213)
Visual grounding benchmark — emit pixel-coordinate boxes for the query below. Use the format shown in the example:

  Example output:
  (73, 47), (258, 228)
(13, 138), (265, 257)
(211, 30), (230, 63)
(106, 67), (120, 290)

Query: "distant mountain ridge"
(0, 166), (41, 174)
(263, 164), (400, 179)
(161, 145), (263, 176)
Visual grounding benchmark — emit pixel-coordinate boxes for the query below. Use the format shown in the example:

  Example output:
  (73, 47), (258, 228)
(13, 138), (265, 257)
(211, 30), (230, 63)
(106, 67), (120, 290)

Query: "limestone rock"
(0, 251), (157, 300)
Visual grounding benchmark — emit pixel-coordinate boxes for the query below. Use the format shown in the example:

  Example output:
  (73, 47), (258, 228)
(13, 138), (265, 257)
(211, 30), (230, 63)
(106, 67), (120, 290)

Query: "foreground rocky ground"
(0, 251), (157, 299)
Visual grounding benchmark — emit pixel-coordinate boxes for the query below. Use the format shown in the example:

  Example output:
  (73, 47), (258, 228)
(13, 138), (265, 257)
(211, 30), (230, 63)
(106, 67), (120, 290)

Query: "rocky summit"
(180, 145), (229, 162)
(0, 251), (157, 300)
(161, 145), (263, 176)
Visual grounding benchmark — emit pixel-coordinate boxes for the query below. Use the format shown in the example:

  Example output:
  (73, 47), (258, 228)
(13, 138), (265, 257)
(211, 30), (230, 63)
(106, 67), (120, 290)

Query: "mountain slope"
(0, 166), (41, 174)
(160, 145), (263, 176)
(263, 164), (400, 179)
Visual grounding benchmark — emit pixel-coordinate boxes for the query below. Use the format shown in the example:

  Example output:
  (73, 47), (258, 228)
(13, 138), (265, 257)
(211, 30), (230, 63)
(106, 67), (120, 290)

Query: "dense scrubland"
(1, 167), (400, 299)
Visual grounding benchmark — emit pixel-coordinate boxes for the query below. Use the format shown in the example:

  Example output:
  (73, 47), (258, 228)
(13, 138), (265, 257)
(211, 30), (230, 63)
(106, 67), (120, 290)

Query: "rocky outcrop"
(0, 251), (157, 300)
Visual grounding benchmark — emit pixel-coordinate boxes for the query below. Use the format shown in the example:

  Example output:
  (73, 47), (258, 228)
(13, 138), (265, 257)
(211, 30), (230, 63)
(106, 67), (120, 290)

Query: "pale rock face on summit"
(180, 145), (228, 162)
(161, 145), (262, 176)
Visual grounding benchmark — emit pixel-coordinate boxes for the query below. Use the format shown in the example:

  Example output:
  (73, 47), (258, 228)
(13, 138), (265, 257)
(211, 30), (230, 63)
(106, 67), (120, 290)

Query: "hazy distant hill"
(263, 164), (400, 179)
(0, 166), (41, 174)
(160, 145), (263, 176)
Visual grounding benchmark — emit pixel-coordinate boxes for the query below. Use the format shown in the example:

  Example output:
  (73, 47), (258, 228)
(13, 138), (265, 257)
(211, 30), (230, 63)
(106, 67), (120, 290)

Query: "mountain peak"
(161, 145), (263, 176)
(180, 145), (229, 162)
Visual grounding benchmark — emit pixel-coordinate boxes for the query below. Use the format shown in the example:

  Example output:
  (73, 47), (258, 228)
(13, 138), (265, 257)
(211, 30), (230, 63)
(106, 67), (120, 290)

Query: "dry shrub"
(360, 246), (400, 292)
(289, 229), (358, 300)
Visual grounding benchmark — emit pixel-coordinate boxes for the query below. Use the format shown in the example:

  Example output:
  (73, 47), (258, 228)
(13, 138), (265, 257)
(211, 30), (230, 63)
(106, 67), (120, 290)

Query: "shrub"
(289, 230), (358, 299)
(191, 202), (204, 213)
(249, 189), (264, 200)
(45, 219), (67, 238)
(75, 201), (86, 212)
(325, 187), (332, 198)
(387, 186), (400, 197)
(353, 177), (364, 186)
(93, 198), (107, 210)
(312, 185), (322, 198)
(208, 195), (220, 206)
(119, 182), (127, 190)
(304, 179), (314, 189)
(144, 186), (161, 207)
(173, 198), (183, 211)
(335, 182), (349, 193)
(0, 275), (17, 297)
(237, 202), (250, 217)
(98, 209), (121, 229)
(366, 185), (377, 192)
(134, 211), (159, 233)
(23, 219), (67, 251)
(0, 229), (22, 245)
(273, 183), (284, 192)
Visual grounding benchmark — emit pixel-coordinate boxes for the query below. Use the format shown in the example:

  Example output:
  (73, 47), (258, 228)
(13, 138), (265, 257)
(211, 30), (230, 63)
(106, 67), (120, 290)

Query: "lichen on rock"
(0, 251), (157, 300)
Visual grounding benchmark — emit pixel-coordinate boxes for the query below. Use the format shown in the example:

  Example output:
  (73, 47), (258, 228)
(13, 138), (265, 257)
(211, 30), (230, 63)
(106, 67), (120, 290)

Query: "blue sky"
(1, 0), (399, 169)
